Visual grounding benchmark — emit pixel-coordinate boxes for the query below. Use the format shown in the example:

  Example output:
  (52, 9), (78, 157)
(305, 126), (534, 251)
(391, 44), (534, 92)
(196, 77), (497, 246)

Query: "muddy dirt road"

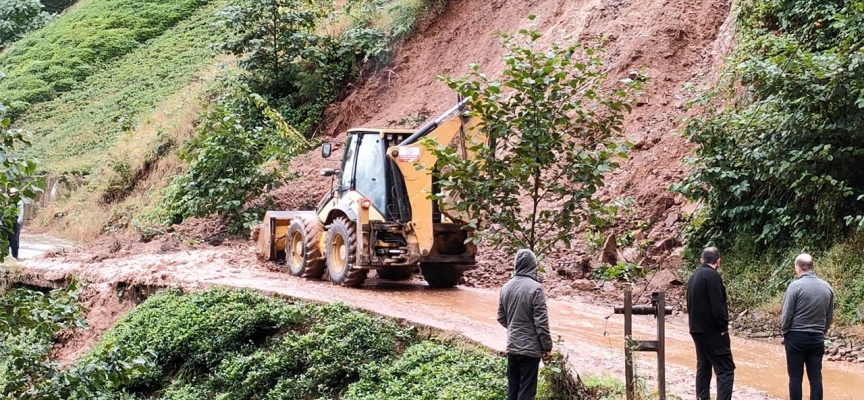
(18, 242), (864, 399)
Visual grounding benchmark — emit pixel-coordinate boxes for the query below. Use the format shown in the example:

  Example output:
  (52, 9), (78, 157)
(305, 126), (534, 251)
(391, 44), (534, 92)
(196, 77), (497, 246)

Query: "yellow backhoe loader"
(255, 100), (481, 288)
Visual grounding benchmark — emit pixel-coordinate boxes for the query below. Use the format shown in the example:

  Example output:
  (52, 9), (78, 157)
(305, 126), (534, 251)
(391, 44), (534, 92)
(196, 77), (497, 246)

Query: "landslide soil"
(18, 240), (864, 400)
(257, 0), (738, 293)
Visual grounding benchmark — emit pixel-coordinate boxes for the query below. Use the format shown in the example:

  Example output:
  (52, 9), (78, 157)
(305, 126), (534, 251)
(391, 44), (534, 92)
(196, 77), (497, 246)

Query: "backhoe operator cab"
(255, 101), (479, 288)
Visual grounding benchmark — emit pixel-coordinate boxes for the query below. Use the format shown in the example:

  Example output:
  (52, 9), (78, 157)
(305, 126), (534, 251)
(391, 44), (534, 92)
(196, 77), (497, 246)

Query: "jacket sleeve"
(532, 288), (553, 352)
(825, 288), (834, 333)
(497, 292), (507, 328)
(707, 272), (729, 332)
(780, 283), (796, 335)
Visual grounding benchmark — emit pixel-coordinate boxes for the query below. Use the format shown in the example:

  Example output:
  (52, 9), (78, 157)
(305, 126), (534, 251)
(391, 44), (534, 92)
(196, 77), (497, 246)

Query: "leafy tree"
(0, 92), (42, 262)
(427, 18), (643, 258)
(0, 0), (51, 48)
(679, 0), (864, 249)
(160, 86), (311, 234)
(213, 0), (387, 134)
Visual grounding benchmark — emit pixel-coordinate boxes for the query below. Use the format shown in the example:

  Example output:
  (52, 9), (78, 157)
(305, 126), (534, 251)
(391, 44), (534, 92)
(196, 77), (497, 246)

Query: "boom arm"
(386, 101), (482, 258)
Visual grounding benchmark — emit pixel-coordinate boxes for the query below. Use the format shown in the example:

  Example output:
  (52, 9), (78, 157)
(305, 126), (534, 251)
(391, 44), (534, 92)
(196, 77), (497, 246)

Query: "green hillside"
(0, 0), (214, 119)
(16, 0), (231, 173)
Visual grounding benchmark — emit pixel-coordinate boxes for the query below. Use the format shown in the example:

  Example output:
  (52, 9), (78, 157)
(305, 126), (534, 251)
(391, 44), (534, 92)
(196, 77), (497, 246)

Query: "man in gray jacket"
(780, 253), (834, 400)
(497, 249), (553, 400)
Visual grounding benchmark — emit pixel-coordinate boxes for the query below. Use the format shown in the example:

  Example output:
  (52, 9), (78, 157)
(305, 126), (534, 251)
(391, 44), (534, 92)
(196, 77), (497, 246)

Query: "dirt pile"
(258, 0), (734, 293)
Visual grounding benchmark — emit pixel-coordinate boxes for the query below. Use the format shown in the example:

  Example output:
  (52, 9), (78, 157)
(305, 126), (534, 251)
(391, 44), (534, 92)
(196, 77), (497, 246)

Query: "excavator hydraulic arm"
(386, 100), (483, 256)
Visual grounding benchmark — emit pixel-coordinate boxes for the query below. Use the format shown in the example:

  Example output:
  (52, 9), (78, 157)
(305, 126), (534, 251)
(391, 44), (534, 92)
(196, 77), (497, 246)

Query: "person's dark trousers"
(9, 222), (20, 259)
(507, 354), (540, 400)
(785, 331), (825, 400)
(691, 332), (735, 400)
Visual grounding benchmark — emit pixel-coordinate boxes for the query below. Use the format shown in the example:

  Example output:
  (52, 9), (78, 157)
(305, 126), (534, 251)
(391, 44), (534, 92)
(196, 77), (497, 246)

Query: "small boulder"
(621, 247), (640, 263)
(599, 233), (618, 264)
(646, 268), (683, 292)
(571, 279), (596, 292)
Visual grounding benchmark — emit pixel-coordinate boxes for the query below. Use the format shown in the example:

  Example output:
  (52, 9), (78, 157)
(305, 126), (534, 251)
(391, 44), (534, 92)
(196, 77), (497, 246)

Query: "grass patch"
(16, 0), (232, 174)
(0, 0), (213, 118)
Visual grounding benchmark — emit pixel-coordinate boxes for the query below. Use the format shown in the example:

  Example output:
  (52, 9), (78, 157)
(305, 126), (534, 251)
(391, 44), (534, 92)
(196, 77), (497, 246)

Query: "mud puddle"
(19, 243), (864, 399)
(15, 232), (75, 260)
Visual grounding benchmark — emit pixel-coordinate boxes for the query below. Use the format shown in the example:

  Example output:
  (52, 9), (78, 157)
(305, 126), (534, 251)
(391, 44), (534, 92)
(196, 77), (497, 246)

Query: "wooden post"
(656, 291), (666, 400)
(624, 289), (634, 400)
(614, 291), (671, 400)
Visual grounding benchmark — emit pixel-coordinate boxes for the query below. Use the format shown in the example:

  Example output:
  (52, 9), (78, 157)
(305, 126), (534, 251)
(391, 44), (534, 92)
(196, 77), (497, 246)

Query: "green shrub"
(343, 341), (506, 400)
(0, 0), (52, 48)
(206, 303), (411, 399)
(0, 0), (213, 119)
(679, 0), (864, 250)
(0, 283), (152, 399)
(158, 86), (312, 233)
(83, 289), (301, 390)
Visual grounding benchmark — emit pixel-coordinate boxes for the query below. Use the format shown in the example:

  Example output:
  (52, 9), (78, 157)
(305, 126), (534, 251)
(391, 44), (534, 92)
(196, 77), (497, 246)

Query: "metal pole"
(624, 289), (634, 400)
(657, 291), (666, 400)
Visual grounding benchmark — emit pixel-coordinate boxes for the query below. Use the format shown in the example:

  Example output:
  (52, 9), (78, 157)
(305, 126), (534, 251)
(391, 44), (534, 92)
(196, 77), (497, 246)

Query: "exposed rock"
(664, 212), (680, 228)
(599, 233), (618, 264)
(681, 200), (701, 217)
(621, 247), (640, 263)
(647, 236), (678, 256)
(749, 331), (772, 339)
(858, 356), (864, 364)
(571, 279), (596, 291)
(736, 309), (749, 322)
(646, 268), (682, 292)
(556, 257), (591, 280)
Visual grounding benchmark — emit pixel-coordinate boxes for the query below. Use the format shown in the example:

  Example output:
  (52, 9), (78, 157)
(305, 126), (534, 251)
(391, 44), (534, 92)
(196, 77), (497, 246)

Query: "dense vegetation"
(0, 79), (42, 262)
(157, 0), (447, 233)
(0, 286), (509, 399)
(681, 0), (864, 323)
(0, 285), (625, 399)
(16, 0), (233, 172)
(0, 282), (152, 399)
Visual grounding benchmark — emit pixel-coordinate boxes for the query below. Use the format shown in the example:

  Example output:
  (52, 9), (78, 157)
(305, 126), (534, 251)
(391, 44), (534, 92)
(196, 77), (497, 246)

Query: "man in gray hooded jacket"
(497, 249), (553, 400)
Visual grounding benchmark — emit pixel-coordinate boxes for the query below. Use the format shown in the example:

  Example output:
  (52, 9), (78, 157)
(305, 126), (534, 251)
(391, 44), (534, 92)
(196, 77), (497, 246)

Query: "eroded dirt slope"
(262, 0), (736, 291)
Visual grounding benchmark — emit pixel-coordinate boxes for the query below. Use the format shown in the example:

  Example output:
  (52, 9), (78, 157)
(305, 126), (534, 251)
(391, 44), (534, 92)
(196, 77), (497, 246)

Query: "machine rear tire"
(286, 216), (325, 278)
(420, 263), (463, 288)
(325, 217), (367, 288)
(377, 267), (414, 281)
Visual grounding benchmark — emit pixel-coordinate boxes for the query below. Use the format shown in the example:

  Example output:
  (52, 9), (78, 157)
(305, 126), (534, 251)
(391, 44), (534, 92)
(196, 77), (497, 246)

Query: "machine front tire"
(286, 216), (324, 278)
(420, 263), (463, 288)
(325, 217), (367, 287)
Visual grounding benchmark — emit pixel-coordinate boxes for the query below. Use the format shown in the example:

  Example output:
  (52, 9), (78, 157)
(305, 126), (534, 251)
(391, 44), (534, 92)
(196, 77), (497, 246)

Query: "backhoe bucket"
(255, 210), (317, 261)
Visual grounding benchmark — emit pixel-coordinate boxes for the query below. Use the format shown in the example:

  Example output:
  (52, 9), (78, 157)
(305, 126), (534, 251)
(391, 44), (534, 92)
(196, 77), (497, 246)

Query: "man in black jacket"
(686, 247), (735, 400)
(497, 249), (552, 400)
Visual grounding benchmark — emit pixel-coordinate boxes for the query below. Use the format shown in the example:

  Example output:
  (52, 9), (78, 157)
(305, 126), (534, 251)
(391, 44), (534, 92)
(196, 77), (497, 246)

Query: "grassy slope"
(0, 0), (212, 118)
(16, 0), (231, 173)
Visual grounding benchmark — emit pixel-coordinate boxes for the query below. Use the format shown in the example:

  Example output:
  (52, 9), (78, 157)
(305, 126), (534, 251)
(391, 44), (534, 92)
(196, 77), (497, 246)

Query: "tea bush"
(0, 283), (152, 399)
(343, 340), (507, 400)
(0, 0), (213, 119)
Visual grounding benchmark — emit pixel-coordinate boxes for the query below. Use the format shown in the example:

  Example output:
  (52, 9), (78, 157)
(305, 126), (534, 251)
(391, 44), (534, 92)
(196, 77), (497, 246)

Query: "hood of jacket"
(514, 249), (540, 282)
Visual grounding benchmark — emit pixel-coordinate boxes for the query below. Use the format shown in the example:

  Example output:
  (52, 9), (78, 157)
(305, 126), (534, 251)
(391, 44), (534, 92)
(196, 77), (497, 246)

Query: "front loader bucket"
(256, 210), (317, 261)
